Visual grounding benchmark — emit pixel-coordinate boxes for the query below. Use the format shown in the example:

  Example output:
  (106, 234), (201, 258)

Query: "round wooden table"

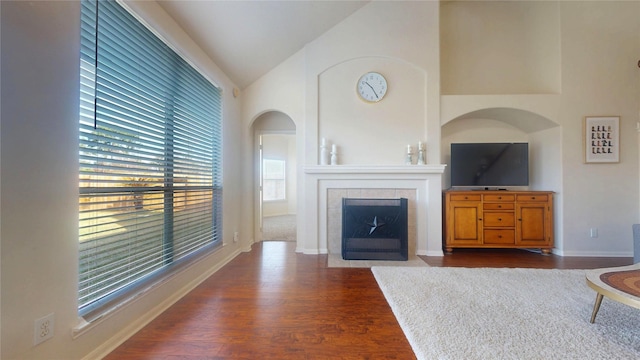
(585, 263), (640, 323)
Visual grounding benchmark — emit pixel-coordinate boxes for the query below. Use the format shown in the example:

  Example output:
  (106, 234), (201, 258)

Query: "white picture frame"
(584, 116), (620, 163)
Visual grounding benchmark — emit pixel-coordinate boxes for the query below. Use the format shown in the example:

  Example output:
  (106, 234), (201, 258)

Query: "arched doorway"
(252, 111), (297, 243)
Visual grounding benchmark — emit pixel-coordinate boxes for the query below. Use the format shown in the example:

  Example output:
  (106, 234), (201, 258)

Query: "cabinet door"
(515, 202), (550, 246)
(447, 201), (482, 245)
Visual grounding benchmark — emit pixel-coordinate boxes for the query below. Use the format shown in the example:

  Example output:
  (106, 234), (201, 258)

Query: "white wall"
(245, 1), (639, 257)
(439, 1), (639, 256)
(1, 1), (245, 359)
(243, 52), (307, 248)
(558, 1), (640, 256)
(441, 1), (561, 95)
(305, 1), (441, 165)
(2, 0), (638, 358)
(244, 1), (441, 254)
(2, 3), (80, 358)
(319, 58), (427, 165)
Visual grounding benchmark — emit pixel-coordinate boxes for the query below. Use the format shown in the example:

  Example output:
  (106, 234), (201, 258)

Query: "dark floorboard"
(106, 242), (632, 359)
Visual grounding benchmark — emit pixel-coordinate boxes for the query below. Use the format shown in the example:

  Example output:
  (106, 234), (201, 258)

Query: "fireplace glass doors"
(341, 198), (408, 261)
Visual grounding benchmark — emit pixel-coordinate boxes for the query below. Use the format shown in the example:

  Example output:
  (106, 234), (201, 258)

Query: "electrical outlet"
(233, 231), (239, 243)
(590, 228), (598, 238)
(34, 313), (54, 346)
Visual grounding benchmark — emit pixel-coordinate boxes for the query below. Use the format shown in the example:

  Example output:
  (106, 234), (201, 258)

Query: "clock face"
(357, 72), (387, 102)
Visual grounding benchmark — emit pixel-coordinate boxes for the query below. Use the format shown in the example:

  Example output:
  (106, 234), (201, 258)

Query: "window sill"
(72, 242), (229, 339)
(263, 199), (287, 203)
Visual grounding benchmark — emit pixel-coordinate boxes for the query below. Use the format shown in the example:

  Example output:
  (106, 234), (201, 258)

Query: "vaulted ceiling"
(158, 1), (369, 89)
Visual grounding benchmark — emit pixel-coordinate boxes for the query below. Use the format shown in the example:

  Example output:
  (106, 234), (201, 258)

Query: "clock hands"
(364, 81), (379, 99)
(357, 72), (387, 102)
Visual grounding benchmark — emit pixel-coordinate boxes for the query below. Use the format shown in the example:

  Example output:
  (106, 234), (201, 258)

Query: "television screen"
(450, 143), (529, 187)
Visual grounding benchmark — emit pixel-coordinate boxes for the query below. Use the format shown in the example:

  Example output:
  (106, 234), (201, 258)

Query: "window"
(78, 0), (222, 314)
(262, 159), (286, 201)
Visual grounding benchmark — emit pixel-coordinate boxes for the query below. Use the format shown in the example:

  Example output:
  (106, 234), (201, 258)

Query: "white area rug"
(372, 267), (640, 360)
(327, 254), (429, 268)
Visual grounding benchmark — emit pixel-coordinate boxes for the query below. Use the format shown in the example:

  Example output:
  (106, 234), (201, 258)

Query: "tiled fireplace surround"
(302, 165), (446, 257)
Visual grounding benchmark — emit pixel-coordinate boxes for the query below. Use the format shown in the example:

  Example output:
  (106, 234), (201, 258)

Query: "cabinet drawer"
(484, 194), (515, 202)
(484, 229), (515, 244)
(449, 194), (481, 201)
(483, 212), (515, 227)
(484, 203), (514, 210)
(516, 194), (548, 202)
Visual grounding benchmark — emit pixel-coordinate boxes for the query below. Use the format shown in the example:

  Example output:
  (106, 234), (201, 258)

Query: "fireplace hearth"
(342, 198), (408, 261)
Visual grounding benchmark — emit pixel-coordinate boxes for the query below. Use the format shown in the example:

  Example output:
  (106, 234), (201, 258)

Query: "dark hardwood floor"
(105, 241), (632, 359)
(420, 248), (633, 269)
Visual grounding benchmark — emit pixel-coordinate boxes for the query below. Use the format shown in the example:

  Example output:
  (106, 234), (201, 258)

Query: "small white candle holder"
(404, 145), (413, 165)
(405, 153), (413, 165)
(320, 138), (329, 165)
(417, 141), (426, 165)
(405, 145), (413, 165)
(330, 144), (338, 165)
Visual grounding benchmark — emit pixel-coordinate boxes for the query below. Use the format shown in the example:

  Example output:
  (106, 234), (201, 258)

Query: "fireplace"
(342, 198), (408, 261)
(302, 165), (446, 256)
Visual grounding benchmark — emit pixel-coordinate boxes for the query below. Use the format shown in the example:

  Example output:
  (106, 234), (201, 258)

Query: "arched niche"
(252, 110), (296, 132)
(318, 57), (428, 165)
(443, 108), (558, 134)
(441, 107), (561, 192)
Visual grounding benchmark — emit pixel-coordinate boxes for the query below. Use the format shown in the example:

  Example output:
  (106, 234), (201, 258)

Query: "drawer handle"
(498, 205), (502, 208)
(498, 218), (502, 221)
(498, 235), (502, 238)
(498, 196), (502, 199)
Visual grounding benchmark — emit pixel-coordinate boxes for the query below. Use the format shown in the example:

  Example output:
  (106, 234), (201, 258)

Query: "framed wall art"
(584, 116), (619, 163)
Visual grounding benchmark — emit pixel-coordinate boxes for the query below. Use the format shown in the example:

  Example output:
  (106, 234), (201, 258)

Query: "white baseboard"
(81, 247), (241, 360)
(554, 249), (633, 257)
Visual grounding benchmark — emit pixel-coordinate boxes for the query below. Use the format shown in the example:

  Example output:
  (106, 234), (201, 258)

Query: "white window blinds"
(262, 159), (286, 201)
(78, 0), (223, 313)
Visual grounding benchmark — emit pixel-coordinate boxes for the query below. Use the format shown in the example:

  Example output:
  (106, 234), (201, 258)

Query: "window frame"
(78, 0), (223, 319)
(262, 158), (287, 202)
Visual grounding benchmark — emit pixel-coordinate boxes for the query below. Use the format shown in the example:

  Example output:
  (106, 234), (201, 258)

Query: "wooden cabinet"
(444, 191), (553, 254)
(446, 194), (482, 247)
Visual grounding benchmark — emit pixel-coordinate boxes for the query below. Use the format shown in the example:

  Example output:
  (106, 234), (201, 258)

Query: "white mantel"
(304, 165), (446, 176)
(302, 165), (446, 257)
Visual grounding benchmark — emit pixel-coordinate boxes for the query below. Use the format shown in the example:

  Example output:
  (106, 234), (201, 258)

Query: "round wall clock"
(357, 72), (387, 102)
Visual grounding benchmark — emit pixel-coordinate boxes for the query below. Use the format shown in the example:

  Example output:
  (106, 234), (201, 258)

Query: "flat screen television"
(450, 142), (529, 188)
